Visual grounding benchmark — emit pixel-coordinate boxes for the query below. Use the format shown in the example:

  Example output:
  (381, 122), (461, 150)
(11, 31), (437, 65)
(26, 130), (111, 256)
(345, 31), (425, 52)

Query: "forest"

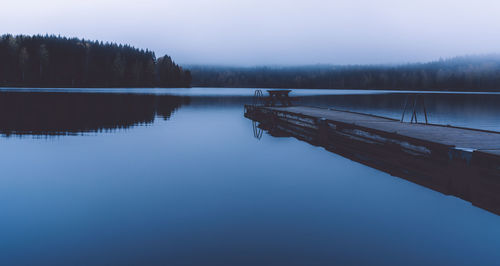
(190, 55), (500, 91)
(4, 34), (500, 91)
(0, 34), (191, 88)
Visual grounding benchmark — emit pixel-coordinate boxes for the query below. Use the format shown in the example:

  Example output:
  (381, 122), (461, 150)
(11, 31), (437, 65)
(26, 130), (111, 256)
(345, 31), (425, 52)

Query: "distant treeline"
(190, 55), (500, 91)
(0, 34), (191, 88)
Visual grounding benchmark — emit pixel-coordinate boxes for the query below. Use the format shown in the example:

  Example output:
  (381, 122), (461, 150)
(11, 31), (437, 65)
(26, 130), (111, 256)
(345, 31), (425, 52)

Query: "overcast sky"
(3, 0), (500, 65)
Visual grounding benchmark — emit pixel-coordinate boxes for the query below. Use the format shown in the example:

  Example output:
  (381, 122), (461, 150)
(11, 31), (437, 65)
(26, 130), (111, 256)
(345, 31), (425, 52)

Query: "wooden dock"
(245, 105), (500, 215)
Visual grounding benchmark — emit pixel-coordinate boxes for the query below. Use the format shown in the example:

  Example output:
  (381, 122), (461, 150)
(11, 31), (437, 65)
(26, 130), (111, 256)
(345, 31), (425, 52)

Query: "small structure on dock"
(253, 89), (293, 107)
(244, 99), (500, 216)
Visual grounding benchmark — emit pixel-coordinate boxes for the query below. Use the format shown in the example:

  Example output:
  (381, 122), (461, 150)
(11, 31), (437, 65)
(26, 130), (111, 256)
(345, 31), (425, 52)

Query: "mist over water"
(3, 0), (500, 65)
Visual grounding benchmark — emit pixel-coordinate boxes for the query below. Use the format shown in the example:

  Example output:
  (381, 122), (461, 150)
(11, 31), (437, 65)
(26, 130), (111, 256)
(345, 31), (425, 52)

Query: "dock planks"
(245, 105), (500, 215)
(267, 106), (500, 152)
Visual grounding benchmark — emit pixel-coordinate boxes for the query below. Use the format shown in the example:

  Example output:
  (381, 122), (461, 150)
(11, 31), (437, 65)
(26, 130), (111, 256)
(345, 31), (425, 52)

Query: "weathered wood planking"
(267, 106), (500, 151)
(244, 105), (500, 215)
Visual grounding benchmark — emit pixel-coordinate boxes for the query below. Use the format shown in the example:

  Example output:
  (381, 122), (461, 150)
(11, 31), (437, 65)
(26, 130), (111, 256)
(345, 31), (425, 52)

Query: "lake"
(1, 88), (500, 265)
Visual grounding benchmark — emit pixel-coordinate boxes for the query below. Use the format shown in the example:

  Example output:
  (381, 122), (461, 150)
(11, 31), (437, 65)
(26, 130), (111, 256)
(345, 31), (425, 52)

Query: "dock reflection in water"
(0, 92), (189, 136)
(246, 105), (500, 216)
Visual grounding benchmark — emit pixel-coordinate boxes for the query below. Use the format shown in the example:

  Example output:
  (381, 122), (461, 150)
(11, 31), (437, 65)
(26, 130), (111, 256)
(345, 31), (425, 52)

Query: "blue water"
(0, 88), (500, 265)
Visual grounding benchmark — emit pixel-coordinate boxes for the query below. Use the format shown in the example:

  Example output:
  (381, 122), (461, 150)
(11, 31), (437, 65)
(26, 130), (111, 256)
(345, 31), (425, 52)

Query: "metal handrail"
(401, 94), (428, 124)
(253, 89), (264, 107)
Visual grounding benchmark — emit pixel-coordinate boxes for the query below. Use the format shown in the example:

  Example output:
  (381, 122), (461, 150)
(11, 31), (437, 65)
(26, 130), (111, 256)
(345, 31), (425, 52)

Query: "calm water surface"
(1, 88), (500, 265)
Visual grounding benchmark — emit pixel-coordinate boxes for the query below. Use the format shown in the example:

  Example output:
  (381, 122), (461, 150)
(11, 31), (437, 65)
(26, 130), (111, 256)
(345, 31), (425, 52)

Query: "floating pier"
(245, 104), (500, 215)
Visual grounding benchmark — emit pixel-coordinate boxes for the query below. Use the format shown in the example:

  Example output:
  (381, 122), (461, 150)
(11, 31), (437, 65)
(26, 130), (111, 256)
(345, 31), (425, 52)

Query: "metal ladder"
(253, 89), (264, 107)
(401, 94), (428, 124)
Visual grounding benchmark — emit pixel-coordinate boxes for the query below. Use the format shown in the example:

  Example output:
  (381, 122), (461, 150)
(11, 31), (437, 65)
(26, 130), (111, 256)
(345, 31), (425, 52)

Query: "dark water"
(1, 88), (500, 265)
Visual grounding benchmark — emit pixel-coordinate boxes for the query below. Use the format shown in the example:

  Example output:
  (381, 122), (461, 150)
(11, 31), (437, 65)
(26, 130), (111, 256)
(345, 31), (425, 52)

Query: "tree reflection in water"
(0, 92), (189, 136)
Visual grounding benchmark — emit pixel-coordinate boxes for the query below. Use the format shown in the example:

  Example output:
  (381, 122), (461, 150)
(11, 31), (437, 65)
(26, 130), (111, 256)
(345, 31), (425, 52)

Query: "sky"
(3, 0), (500, 66)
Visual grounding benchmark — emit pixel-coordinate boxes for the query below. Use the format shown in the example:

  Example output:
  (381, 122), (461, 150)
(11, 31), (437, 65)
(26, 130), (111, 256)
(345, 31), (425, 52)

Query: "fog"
(3, 0), (500, 65)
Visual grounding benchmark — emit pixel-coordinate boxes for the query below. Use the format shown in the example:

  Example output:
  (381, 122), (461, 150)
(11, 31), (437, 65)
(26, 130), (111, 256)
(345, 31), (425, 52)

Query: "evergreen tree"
(189, 55), (500, 91)
(0, 34), (191, 88)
